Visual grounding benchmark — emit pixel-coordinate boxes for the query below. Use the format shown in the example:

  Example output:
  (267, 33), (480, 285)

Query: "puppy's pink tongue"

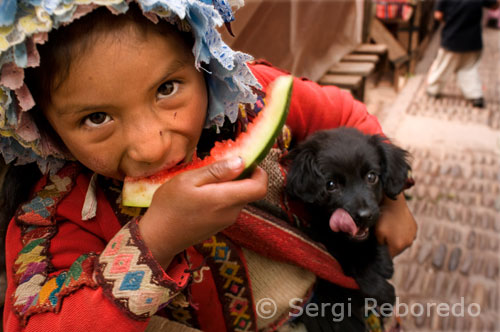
(329, 208), (358, 236)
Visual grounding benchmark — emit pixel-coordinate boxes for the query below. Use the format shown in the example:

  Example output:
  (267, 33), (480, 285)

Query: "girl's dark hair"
(0, 161), (42, 310)
(0, 161), (42, 254)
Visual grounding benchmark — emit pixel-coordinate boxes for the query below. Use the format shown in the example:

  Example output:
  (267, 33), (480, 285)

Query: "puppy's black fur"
(285, 127), (411, 331)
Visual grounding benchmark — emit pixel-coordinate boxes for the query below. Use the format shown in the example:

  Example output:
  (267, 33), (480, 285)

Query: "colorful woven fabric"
(11, 163), (99, 325)
(365, 312), (403, 332)
(10, 162), (193, 325)
(0, 0), (259, 173)
(195, 235), (255, 332)
(223, 206), (358, 290)
(15, 163), (79, 226)
(96, 218), (192, 320)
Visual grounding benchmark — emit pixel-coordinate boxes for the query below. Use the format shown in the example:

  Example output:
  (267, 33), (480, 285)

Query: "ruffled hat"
(0, 0), (259, 173)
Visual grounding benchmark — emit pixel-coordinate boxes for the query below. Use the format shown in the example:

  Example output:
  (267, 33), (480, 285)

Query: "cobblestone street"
(373, 26), (500, 332)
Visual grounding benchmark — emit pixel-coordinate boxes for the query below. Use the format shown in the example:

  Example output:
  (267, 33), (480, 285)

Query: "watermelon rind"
(122, 75), (293, 207)
(237, 75), (293, 178)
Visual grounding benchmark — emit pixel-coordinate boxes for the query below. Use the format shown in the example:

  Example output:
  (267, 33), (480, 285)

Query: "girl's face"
(44, 26), (207, 180)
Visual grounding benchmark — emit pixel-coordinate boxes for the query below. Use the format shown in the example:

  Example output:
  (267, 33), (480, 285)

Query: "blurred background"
(221, 1), (500, 331)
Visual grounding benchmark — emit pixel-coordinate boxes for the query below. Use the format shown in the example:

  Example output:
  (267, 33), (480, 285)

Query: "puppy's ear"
(371, 135), (411, 200)
(285, 144), (325, 204)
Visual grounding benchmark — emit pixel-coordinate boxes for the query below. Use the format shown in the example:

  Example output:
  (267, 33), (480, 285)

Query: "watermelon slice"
(122, 75), (294, 207)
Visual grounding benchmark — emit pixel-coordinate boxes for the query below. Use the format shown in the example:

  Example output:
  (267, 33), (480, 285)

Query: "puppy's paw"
(373, 245), (394, 279)
(357, 271), (395, 301)
(356, 244), (393, 284)
(374, 281), (396, 306)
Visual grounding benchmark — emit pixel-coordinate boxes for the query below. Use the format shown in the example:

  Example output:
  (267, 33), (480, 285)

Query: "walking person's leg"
(426, 48), (460, 97)
(456, 50), (484, 107)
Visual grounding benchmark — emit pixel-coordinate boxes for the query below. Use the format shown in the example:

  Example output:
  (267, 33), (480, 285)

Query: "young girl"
(0, 1), (417, 331)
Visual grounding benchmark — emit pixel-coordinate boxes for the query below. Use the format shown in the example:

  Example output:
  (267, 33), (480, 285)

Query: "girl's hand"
(375, 193), (418, 257)
(138, 157), (268, 268)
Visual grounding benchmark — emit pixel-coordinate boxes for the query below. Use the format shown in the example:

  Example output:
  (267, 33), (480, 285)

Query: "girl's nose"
(126, 125), (169, 165)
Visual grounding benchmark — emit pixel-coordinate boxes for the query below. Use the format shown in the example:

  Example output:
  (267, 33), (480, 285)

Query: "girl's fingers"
(189, 157), (245, 186)
(202, 166), (269, 205)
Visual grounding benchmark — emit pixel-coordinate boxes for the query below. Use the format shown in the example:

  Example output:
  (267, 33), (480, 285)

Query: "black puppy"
(285, 127), (411, 331)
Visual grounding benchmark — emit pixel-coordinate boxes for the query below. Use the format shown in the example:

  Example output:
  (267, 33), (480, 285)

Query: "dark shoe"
(426, 91), (441, 99)
(470, 98), (485, 108)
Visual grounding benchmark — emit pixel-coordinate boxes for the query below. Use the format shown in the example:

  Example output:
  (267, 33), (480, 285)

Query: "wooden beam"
(327, 62), (375, 76)
(341, 54), (379, 63)
(354, 43), (388, 55)
(318, 74), (362, 88)
(370, 18), (407, 62)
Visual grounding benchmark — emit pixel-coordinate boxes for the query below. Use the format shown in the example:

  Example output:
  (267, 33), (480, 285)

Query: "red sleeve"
(249, 61), (383, 143)
(3, 171), (191, 331)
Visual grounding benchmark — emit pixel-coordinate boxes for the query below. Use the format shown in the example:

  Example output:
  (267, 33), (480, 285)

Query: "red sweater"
(3, 63), (382, 332)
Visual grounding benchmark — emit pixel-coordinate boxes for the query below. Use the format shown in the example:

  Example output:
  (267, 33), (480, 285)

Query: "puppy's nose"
(356, 208), (373, 220)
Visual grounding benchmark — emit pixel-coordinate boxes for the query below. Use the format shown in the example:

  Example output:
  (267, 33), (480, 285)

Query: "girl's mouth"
(131, 158), (186, 179)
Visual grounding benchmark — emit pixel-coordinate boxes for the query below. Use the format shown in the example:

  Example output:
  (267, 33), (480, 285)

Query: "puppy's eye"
(326, 180), (339, 191)
(366, 171), (379, 184)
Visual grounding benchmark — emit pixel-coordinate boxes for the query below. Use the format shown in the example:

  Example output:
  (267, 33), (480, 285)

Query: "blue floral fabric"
(0, 0), (17, 26)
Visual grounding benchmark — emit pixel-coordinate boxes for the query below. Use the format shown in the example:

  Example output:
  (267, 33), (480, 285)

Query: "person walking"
(426, 0), (500, 108)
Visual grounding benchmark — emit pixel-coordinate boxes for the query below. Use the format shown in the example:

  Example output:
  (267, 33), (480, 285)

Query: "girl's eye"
(83, 112), (112, 127)
(157, 81), (179, 99)
(326, 180), (339, 192)
(366, 171), (379, 184)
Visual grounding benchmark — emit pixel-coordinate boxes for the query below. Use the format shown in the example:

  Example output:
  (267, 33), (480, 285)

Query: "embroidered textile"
(15, 163), (79, 226)
(195, 235), (256, 332)
(223, 206), (358, 290)
(11, 162), (192, 324)
(12, 163), (98, 325)
(100, 176), (201, 328)
(96, 219), (191, 320)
